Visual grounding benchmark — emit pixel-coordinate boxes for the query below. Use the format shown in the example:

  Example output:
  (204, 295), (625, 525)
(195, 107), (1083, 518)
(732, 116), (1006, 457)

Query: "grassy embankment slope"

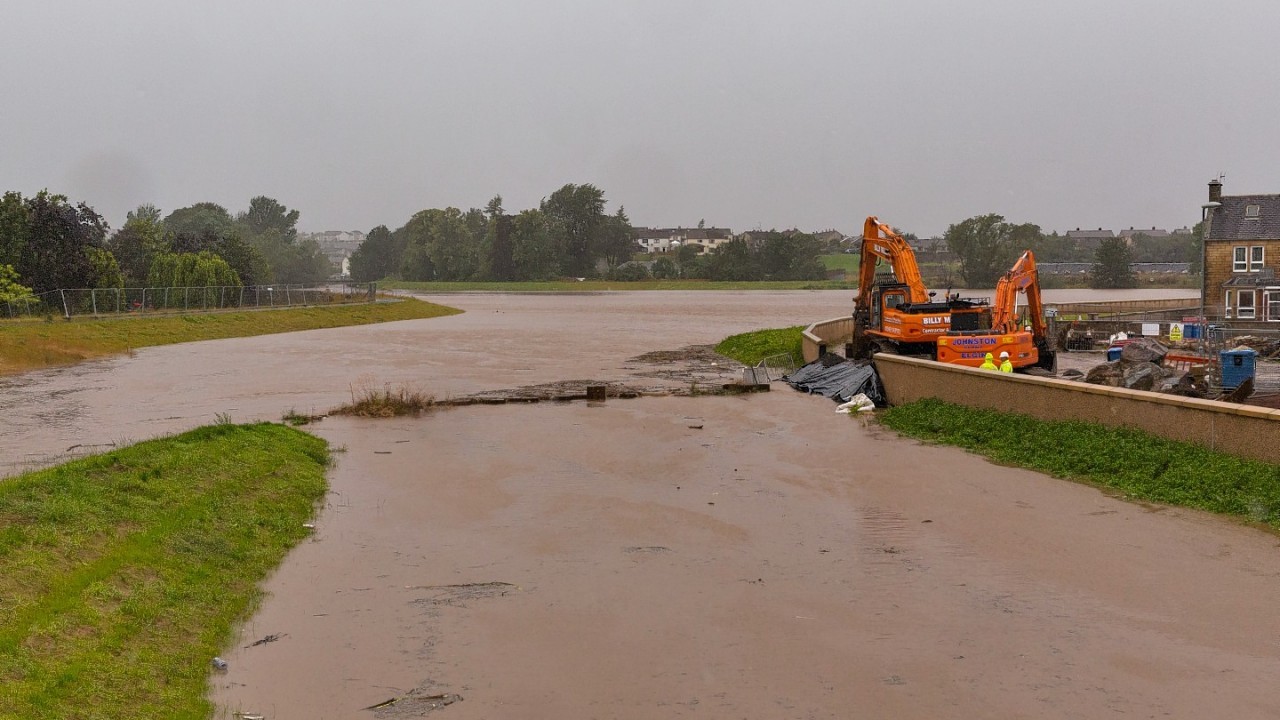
(0, 297), (460, 375)
(715, 326), (806, 367)
(0, 423), (329, 719)
(883, 399), (1280, 528)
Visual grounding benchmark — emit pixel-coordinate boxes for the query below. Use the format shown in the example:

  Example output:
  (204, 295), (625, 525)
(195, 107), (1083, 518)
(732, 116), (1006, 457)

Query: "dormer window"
(1245, 204), (1261, 218)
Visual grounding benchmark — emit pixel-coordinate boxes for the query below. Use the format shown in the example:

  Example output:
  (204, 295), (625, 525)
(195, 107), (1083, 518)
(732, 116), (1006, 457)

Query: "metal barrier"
(756, 352), (798, 382)
(2, 283), (377, 320)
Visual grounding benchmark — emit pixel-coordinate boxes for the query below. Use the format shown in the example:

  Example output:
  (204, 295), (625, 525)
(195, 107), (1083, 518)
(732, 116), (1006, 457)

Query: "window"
(1234, 246), (1247, 272)
(1266, 291), (1280, 322)
(1237, 290), (1256, 319)
(1251, 245), (1265, 271)
(1245, 204), (1261, 218)
(1225, 291), (1232, 319)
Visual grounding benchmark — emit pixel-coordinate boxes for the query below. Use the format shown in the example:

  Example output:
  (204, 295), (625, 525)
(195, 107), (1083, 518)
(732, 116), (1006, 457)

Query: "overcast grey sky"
(2, 0), (1276, 237)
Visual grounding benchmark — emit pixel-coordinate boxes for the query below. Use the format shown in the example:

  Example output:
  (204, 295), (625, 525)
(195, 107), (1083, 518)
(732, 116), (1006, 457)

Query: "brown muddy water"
(12, 288), (1280, 719)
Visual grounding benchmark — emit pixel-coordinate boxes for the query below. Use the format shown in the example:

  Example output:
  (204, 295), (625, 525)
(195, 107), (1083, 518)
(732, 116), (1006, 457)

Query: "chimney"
(1209, 178), (1223, 203)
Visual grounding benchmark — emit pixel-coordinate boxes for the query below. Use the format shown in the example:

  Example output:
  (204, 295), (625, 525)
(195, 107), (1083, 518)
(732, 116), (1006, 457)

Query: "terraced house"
(1203, 179), (1280, 325)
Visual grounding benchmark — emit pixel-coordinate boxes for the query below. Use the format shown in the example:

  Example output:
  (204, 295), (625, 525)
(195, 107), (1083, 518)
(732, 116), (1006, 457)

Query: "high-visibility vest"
(999, 360), (1013, 373)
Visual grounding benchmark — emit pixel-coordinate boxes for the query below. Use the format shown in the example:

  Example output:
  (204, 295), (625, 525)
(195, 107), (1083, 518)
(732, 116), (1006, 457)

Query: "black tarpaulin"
(783, 354), (885, 406)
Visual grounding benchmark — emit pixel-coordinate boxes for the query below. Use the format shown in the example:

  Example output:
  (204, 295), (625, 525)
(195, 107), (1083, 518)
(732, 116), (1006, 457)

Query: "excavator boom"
(857, 216), (930, 307)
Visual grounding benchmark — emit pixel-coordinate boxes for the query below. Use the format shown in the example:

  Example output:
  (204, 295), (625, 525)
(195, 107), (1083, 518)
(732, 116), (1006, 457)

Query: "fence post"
(59, 289), (70, 320)
(91, 289), (98, 316)
(368, 282), (376, 302)
(286, 285), (291, 307)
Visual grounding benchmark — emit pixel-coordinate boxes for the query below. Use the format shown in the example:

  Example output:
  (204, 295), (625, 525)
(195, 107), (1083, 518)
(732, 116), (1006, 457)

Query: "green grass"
(880, 398), (1280, 527)
(715, 326), (805, 366)
(0, 298), (460, 375)
(819, 253), (860, 274)
(379, 279), (857, 292)
(0, 423), (329, 719)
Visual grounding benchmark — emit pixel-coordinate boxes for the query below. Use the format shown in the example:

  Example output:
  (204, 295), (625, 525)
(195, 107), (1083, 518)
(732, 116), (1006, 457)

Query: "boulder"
(1084, 362), (1124, 386)
(1120, 361), (1164, 391)
(1119, 337), (1169, 364)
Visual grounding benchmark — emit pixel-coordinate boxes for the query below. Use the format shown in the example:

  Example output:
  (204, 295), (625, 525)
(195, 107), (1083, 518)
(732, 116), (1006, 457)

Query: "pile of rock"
(1227, 335), (1280, 359)
(1074, 337), (1210, 397)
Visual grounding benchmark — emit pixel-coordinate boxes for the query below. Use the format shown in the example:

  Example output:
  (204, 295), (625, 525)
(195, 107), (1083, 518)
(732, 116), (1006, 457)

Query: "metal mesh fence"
(2, 283), (377, 320)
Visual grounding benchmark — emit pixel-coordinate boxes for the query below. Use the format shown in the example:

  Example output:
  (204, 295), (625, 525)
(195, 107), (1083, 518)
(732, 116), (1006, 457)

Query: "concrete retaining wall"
(802, 316), (854, 363)
(873, 353), (1280, 464)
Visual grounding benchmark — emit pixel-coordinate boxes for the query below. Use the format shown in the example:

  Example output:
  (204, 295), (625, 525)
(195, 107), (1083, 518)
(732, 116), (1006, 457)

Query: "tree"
(349, 225), (402, 282)
(147, 251), (241, 288)
(651, 256), (678, 279)
(0, 191), (30, 270)
(16, 192), (113, 293)
(943, 214), (1039, 287)
(704, 239), (762, 281)
(85, 247), (125, 289)
(108, 204), (168, 285)
(541, 183), (606, 277)
(163, 202), (234, 237)
(510, 209), (562, 280)
(0, 263), (33, 303)
(483, 195), (516, 281)
(758, 231), (826, 280)
(1090, 237), (1136, 288)
(238, 196), (300, 241)
(169, 229), (269, 286)
(598, 206), (635, 269)
(395, 207), (483, 282)
(1187, 221), (1204, 275)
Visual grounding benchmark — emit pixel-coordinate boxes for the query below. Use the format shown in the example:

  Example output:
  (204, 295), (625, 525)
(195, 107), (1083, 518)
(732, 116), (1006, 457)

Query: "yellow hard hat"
(984, 353), (994, 360)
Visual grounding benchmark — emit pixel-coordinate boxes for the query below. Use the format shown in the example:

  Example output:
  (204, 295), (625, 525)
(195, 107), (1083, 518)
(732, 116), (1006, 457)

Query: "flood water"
(13, 288), (1276, 720)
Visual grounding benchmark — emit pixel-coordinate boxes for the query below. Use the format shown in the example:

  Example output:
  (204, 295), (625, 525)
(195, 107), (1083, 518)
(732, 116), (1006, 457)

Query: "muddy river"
(13, 288), (1280, 719)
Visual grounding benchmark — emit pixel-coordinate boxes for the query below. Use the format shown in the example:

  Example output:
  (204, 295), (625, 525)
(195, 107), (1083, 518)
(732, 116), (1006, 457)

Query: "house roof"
(1117, 227), (1170, 239)
(1065, 228), (1114, 239)
(1207, 194), (1280, 241)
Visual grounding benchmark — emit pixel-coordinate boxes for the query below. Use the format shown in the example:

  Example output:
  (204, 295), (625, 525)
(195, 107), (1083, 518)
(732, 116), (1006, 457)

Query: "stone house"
(1202, 179), (1280, 324)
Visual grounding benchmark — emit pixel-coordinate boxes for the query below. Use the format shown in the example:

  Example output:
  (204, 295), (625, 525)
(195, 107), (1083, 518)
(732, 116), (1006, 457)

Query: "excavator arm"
(857, 216), (930, 306)
(991, 250), (1045, 339)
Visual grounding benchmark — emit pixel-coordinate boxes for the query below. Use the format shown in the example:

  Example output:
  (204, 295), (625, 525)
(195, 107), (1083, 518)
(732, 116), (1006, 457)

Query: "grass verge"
(715, 326), (805, 366)
(0, 298), (461, 376)
(0, 423), (329, 719)
(880, 398), (1280, 527)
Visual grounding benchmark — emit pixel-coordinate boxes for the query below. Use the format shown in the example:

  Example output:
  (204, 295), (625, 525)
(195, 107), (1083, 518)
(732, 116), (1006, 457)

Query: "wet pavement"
(11, 288), (1279, 719)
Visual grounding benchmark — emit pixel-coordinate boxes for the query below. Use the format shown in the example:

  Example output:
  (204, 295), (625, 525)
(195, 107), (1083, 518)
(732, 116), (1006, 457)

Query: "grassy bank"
(381, 279), (856, 292)
(0, 423), (329, 719)
(0, 298), (460, 375)
(715, 326), (805, 366)
(880, 398), (1280, 527)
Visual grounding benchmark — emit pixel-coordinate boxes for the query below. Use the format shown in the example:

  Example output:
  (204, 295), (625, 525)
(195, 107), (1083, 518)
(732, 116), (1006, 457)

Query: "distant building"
(1202, 178), (1280, 324)
(300, 230), (366, 275)
(633, 226), (733, 253)
(1116, 226), (1171, 243)
(1065, 227), (1115, 251)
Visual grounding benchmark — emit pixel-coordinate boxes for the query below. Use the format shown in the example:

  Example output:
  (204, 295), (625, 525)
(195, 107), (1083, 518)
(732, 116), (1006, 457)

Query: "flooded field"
(11, 288), (1277, 720)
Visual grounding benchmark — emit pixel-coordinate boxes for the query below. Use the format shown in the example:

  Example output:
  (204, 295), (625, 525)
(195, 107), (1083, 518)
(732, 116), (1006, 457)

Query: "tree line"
(0, 191), (330, 302)
(939, 213), (1203, 289)
(349, 183), (829, 283)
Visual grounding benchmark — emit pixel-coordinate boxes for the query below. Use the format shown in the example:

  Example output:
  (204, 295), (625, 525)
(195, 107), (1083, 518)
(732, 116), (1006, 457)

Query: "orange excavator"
(851, 216), (993, 357)
(934, 249), (1056, 371)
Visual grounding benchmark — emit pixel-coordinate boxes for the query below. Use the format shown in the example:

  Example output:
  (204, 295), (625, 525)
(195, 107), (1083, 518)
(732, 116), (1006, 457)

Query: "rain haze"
(2, 0), (1278, 237)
